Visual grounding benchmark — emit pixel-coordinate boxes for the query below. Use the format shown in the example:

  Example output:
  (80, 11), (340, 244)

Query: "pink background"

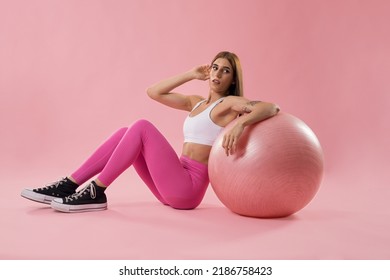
(1, 0), (389, 259)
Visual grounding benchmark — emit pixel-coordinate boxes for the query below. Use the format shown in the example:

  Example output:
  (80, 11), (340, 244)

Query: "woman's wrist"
(184, 69), (197, 81)
(234, 119), (247, 130)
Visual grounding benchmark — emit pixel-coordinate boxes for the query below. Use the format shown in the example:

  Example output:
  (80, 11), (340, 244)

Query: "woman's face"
(209, 58), (235, 95)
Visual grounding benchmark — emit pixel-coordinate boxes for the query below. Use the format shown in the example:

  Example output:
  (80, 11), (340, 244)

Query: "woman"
(21, 51), (279, 213)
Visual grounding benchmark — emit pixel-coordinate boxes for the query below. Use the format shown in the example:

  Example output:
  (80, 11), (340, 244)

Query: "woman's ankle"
(95, 178), (107, 188)
(68, 176), (79, 185)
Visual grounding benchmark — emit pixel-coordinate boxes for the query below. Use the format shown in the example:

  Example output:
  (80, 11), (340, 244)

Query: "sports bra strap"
(191, 97), (225, 112)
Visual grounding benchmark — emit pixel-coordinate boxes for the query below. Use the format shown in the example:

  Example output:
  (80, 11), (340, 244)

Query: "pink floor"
(1, 0), (390, 260)
(2, 161), (389, 260)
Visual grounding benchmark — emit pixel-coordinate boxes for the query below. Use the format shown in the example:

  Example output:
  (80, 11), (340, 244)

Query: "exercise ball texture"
(208, 112), (324, 218)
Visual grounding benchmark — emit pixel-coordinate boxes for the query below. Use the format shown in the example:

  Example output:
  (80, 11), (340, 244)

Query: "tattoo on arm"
(247, 101), (261, 106)
(235, 101), (263, 116)
(238, 101), (261, 114)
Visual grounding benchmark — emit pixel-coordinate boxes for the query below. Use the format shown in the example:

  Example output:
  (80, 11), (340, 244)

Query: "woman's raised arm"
(146, 65), (210, 111)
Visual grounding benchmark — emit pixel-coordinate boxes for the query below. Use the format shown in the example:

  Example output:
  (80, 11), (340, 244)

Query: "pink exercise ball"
(208, 112), (324, 218)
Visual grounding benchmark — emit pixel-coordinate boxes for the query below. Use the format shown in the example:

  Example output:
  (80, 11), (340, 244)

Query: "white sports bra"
(183, 98), (225, 146)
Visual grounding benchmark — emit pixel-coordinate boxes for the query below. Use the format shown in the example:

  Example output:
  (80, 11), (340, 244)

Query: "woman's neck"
(206, 91), (226, 104)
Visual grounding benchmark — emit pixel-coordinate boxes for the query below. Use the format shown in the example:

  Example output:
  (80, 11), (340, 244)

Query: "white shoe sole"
(51, 198), (108, 213)
(21, 189), (54, 204)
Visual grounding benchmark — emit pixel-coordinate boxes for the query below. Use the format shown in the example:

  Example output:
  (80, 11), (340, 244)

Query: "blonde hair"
(211, 51), (243, 97)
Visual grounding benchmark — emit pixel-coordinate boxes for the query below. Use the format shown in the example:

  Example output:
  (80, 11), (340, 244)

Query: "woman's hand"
(222, 122), (245, 156)
(220, 97), (280, 156)
(191, 64), (210, 81)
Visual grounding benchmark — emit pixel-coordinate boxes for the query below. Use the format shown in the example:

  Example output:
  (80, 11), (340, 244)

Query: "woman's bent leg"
(97, 119), (209, 209)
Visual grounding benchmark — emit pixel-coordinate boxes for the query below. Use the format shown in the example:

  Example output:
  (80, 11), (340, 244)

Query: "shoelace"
(37, 178), (65, 191)
(65, 183), (96, 202)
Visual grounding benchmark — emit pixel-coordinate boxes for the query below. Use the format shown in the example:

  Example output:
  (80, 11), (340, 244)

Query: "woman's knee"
(109, 127), (128, 141)
(132, 119), (153, 128)
(116, 127), (129, 134)
(128, 119), (156, 134)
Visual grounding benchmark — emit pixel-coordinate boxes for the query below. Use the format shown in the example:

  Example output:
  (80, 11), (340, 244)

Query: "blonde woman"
(21, 51), (279, 213)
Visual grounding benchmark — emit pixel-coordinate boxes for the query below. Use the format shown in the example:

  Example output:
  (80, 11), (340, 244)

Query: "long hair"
(211, 51), (243, 97)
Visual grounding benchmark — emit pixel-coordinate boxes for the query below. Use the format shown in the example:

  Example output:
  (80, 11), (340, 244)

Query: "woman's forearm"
(146, 71), (194, 99)
(237, 102), (280, 127)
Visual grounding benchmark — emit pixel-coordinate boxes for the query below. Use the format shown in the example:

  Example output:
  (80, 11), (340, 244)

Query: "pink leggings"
(70, 119), (209, 209)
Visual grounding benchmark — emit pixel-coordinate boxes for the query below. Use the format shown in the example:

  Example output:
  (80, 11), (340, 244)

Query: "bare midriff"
(182, 142), (213, 165)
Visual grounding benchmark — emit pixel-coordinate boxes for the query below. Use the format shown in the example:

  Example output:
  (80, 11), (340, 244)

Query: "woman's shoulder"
(221, 95), (250, 106)
(188, 95), (206, 109)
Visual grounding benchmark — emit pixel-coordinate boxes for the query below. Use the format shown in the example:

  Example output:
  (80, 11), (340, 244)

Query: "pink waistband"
(180, 155), (208, 168)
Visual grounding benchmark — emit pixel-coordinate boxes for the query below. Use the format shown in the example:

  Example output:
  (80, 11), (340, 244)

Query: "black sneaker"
(21, 177), (79, 204)
(51, 181), (107, 213)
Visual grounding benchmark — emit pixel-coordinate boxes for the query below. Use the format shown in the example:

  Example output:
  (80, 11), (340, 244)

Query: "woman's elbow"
(272, 103), (280, 115)
(266, 102), (280, 117)
(146, 87), (157, 100)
